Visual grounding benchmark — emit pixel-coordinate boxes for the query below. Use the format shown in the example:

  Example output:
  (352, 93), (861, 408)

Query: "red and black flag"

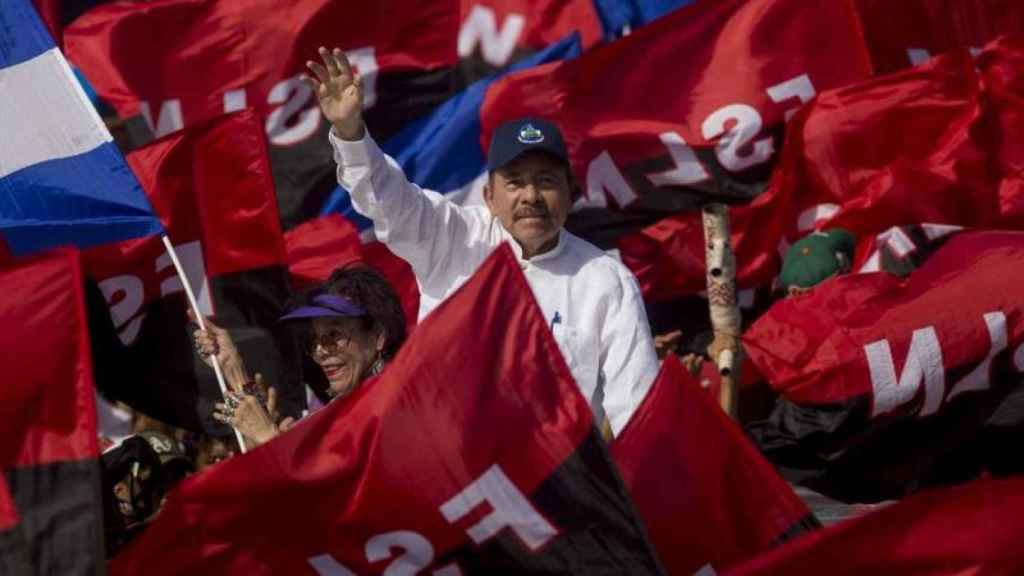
(456, 0), (603, 81)
(852, 0), (1024, 74)
(612, 355), (817, 575)
(479, 0), (872, 253)
(744, 231), (1024, 502)
(853, 223), (965, 277)
(64, 0), (459, 228)
(620, 37), (1024, 302)
(110, 244), (664, 574)
(83, 109), (305, 433)
(284, 214), (421, 329)
(0, 248), (105, 574)
(725, 477), (1024, 576)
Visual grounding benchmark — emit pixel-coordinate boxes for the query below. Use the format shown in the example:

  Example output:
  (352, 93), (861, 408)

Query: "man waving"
(304, 48), (658, 435)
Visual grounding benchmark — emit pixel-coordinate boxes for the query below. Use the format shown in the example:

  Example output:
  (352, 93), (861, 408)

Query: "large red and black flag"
(612, 355), (817, 575)
(744, 231), (1024, 502)
(852, 0), (1024, 74)
(479, 0), (873, 253)
(109, 244), (664, 574)
(725, 477), (1024, 576)
(64, 0), (459, 228)
(0, 248), (105, 574)
(620, 36), (1024, 302)
(83, 109), (306, 434)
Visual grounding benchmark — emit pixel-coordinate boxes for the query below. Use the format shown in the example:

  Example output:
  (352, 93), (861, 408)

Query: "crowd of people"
(93, 42), (990, 563)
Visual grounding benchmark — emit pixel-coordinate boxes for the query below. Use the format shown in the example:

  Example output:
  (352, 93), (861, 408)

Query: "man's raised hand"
(304, 46), (365, 141)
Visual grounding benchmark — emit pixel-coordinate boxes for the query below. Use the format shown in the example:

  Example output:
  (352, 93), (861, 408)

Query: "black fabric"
(434, 430), (666, 575)
(6, 459), (105, 576)
(748, 365), (1024, 503)
(454, 48), (536, 89)
(0, 522), (31, 576)
(58, 0), (114, 27)
(771, 513), (822, 546)
(278, 66), (456, 229)
(87, 265), (307, 435)
(566, 129), (781, 251)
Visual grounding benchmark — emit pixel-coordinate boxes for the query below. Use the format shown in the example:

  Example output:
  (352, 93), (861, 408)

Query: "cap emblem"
(517, 124), (545, 144)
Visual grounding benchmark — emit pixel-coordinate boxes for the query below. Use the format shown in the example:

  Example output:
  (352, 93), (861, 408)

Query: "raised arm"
(303, 48), (490, 290)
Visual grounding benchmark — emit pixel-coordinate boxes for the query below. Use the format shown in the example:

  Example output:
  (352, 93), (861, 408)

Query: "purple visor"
(279, 294), (367, 321)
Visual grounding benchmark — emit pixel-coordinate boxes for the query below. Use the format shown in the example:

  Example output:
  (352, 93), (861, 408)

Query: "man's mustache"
(514, 207), (550, 219)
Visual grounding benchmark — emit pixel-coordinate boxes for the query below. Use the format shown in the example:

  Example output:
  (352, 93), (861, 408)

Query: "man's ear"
(483, 175), (496, 210)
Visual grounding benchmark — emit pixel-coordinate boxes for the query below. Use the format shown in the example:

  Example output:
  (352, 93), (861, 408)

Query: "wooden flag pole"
(161, 236), (247, 453)
(702, 204), (741, 418)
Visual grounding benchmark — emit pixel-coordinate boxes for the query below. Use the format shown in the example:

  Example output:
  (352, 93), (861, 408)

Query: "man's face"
(484, 152), (572, 258)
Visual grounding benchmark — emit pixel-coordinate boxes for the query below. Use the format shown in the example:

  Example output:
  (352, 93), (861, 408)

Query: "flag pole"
(161, 236), (248, 453)
(702, 204), (741, 418)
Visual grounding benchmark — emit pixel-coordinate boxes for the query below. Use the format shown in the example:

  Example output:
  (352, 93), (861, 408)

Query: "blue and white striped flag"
(0, 0), (162, 256)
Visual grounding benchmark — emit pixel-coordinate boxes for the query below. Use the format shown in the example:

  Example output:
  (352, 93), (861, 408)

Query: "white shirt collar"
(508, 229), (567, 267)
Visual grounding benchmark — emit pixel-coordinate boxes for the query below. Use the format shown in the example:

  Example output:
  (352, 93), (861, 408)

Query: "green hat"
(779, 228), (856, 291)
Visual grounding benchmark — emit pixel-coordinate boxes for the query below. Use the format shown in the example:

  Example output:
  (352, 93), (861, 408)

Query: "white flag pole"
(161, 236), (247, 453)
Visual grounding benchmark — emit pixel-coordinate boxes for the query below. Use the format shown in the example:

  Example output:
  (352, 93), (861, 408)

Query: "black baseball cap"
(487, 117), (569, 172)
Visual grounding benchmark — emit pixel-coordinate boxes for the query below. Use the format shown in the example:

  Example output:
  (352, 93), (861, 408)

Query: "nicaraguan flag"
(0, 0), (162, 256)
(321, 33), (582, 232)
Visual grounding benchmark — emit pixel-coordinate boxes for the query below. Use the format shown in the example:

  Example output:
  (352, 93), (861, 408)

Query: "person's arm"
(330, 131), (486, 284)
(305, 47), (487, 285)
(599, 270), (660, 436)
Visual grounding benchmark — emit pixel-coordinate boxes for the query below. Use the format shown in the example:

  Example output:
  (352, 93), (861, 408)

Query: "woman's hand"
(189, 310), (248, 392)
(213, 392), (278, 447)
(212, 375), (294, 447)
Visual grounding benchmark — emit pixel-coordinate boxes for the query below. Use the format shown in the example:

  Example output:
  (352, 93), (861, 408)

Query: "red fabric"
(0, 249), (98, 466)
(621, 38), (1024, 301)
(725, 477), (1024, 575)
(743, 231), (1024, 410)
(612, 356), (812, 574)
(0, 238), (11, 264)
(853, 0), (1024, 74)
(30, 0), (61, 42)
(980, 36), (1024, 224)
(461, 0), (602, 53)
(361, 241), (420, 329)
(84, 110), (286, 324)
(283, 215), (420, 328)
(64, 0), (456, 126)
(480, 0), (872, 207)
(284, 215), (363, 289)
(110, 245), (592, 574)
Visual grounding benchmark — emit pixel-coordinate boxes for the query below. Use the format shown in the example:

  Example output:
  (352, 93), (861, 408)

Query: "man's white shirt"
(331, 130), (658, 434)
